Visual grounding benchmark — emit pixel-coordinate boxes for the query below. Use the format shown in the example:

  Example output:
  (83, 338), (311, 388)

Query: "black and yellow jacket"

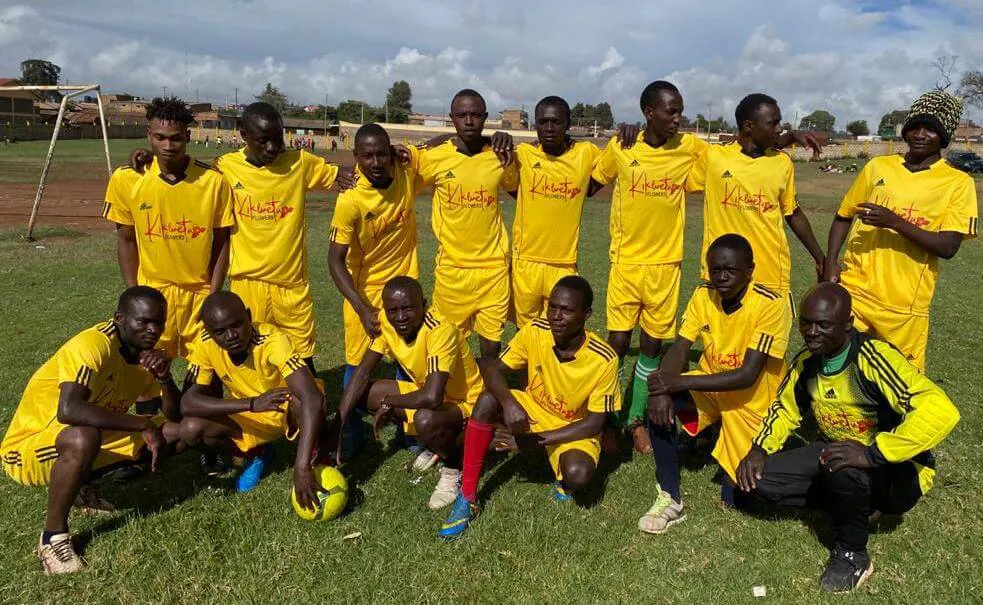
(753, 331), (959, 493)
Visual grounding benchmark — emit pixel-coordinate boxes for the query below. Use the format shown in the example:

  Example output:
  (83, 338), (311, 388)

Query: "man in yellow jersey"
(334, 277), (483, 509)
(177, 291), (325, 508)
(105, 97), (235, 374)
(417, 89), (518, 363)
(688, 93), (825, 307)
(736, 283), (959, 593)
(0, 287), (181, 574)
(440, 276), (621, 540)
(507, 96), (602, 327)
(824, 90), (977, 371)
(637, 235), (791, 534)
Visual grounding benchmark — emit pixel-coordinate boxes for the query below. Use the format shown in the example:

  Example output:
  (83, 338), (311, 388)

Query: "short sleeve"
(587, 357), (622, 414)
(425, 323), (461, 375)
(677, 289), (706, 343)
(302, 151), (339, 190)
(416, 146), (437, 187)
(779, 156), (798, 216)
(685, 137), (709, 193)
(939, 175), (978, 238)
(104, 169), (136, 226)
(263, 329), (306, 379)
(590, 137), (619, 185)
(749, 297), (792, 359)
(499, 326), (531, 370)
(329, 195), (359, 246)
(57, 332), (111, 389)
(837, 163), (872, 218)
(368, 335), (391, 357)
(186, 342), (215, 386)
(213, 178), (236, 228)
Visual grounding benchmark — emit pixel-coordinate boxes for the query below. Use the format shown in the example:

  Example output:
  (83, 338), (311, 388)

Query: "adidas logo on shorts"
(445, 170), (455, 178)
(722, 170), (733, 178)
(233, 182), (245, 190)
(874, 179), (885, 186)
(532, 161), (542, 169)
(629, 159), (640, 167)
(824, 388), (836, 398)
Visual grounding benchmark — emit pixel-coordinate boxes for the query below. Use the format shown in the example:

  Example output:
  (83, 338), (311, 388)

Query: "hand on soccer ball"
(293, 465), (322, 511)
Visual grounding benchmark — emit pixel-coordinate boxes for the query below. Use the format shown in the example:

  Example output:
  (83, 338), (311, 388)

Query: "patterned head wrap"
(902, 90), (963, 148)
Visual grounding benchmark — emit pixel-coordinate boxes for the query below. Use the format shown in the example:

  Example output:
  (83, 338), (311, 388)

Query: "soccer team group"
(0, 79), (975, 592)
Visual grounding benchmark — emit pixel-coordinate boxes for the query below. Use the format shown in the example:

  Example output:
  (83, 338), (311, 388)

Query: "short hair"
(354, 123), (390, 149)
(735, 93), (778, 128)
(535, 95), (571, 123)
(200, 290), (246, 321)
(117, 285), (166, 313)
(146, 97), (194, 126)
(554, 275), (593, 311)
(639, 81), (680, 111)
(708, 233), (754, 265)
(451, 89), (485, 110)
(382, 275), (424, 302)
(242, 102), (283, 126)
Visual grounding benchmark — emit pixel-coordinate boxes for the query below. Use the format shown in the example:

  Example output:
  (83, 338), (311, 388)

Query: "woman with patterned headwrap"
(823, 90), (978, 371)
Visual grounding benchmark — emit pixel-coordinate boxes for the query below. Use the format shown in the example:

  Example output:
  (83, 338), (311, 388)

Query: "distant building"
(409, 113), (453, 128)
(955, 120), (982, 141)
(0, 78), (37, 126)
(500, 108), (528, 130)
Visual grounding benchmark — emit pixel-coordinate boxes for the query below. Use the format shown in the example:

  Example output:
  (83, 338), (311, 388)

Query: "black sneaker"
(200, 452), (228, 477)
(820, 548), (873, 593)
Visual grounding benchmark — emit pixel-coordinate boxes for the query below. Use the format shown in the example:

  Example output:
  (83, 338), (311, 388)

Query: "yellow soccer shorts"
(511, 258), (578, 328)
(431, 264), (510, 342)
(342, 286), (384, 366)
(606, 262), (680, 338)
(231, 278), (317, 358)
(154, 283), (208, 359)
(510, 389), (600, 481)
(228, 409), (297, 454)
(396, 380), (473, 436)
(0, 417), (165, 487)
(849, 293), (928, 372)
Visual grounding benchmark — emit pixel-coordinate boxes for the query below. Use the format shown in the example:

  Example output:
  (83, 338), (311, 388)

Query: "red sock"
(460, 418), (494, 503)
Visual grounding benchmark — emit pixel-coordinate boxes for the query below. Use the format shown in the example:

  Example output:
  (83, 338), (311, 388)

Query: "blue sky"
(1, 0), (981, 127)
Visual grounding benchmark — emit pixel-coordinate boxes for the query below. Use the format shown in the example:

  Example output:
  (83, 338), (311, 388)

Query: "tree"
(255, 83), (288, 112)
(338, 99), (372, 124)
(20, 59), (61, 101)
(877, 109), (908, 139)
(846, 120), (870, 137)
(931, 55), (957, 91)
(593, 102), (614, 129)
(960, 70), (983, 109)
(385, 80), (412, 123)
(569, 102), (614, 129)
(799, 110), (835, 133)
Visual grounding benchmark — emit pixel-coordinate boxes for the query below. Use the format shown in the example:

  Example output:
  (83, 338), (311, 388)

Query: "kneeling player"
(440, 276), (621, 540)
(178, 291), (324, 509)
(638, 234), (792, 533)
(335, 276), (482, 509)
(0, 287), (180, 574)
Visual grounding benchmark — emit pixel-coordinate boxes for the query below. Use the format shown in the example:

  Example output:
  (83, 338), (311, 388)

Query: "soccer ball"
(290, 465), (348, 521)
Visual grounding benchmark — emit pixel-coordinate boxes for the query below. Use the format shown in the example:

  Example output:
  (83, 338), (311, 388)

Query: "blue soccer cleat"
(551, 482), (574, 503)
(439, 492), (480, 541)
(236, 446), (273, 493)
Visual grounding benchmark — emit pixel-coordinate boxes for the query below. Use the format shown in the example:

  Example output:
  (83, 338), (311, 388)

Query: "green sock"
(626, 354), (660, 427)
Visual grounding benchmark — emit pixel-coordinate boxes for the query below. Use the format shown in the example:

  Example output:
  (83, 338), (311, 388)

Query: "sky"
(2, 0), (982, 128)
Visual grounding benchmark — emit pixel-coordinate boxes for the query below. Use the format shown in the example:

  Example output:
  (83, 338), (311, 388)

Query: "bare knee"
(607, 331), (630, 358)
(179, 416), (208, 446)
(471, 391), (502, 424)
(560, 455), (596, 491)
(413, 409), (437, 440)
(55, 425), (102, 462)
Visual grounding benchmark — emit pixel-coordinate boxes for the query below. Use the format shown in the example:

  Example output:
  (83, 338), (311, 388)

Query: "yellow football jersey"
(104, 157), (235, 288)
(837, 155), (978, 316)
(328, 146), (421, 289)
(678, 282), (791, 410)
(417, 140), (519, 268)
(511, 141), (601, 264)
(592, 133), (708, 265)
(500, 320), (621, 431)
(368, 310), (483, 404)
(216, 149), (339, 286)
(690, 143), (798, 292)
(187, 322), (306, 398)
(0, 321), (159, 448)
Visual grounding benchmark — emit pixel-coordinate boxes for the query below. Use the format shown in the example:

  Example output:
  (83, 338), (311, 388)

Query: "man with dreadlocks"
(824, 90), (978, 371)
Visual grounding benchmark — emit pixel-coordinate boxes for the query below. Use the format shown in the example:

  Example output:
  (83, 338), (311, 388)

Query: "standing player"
(417, 89), (518, 364)
(105, 97), (234, 375)
(824, 90), (977, 371)
(440, 276), (621, 540)
(689, 93), (825, 306)
(178, 292), (325, 505)
(638, 235), (791, 533)
(736, 283), (959, 593)
(335, 277), (483, 509)
(0, 287), (179, 574)
(507, 96), (602, 326)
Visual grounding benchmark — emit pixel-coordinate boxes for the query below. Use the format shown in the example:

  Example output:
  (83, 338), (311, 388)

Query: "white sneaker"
(38, 533), (85, 574)
(428, 467), (461, 510)
(412, 449), (440, 472)
(637, 490), (686, 534)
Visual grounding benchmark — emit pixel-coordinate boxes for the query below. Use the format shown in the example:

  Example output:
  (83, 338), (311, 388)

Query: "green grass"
(0, 143), (981, 603)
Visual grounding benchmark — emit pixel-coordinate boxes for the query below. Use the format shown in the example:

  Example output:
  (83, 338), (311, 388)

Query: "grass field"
(0, 140), (981, 603)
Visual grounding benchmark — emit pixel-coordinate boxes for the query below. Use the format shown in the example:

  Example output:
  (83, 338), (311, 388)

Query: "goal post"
(0, 84), (111, 240)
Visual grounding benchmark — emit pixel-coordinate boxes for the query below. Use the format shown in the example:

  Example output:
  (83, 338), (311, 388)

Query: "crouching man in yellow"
(178, 291), (325, 509)
(0, 286), (181, 574)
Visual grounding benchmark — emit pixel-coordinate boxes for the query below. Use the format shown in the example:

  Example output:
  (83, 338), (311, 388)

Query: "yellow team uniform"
(368, 310), (482, 435)
(104, 159), (235, 358)
(676, 282), (792, 480)
(499, 320), (622, 479)
(510, 141), (600, 326)
(836, 155), (978, 370)
(689, 142), (799, 302)
(329, 146), (421, 365)
(417, 140), (519, 341)
(215, 149), (340, 358)
(187, 323), (307, 453)
(1, 321), (161, 486)
(591, 133), (708, 337)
